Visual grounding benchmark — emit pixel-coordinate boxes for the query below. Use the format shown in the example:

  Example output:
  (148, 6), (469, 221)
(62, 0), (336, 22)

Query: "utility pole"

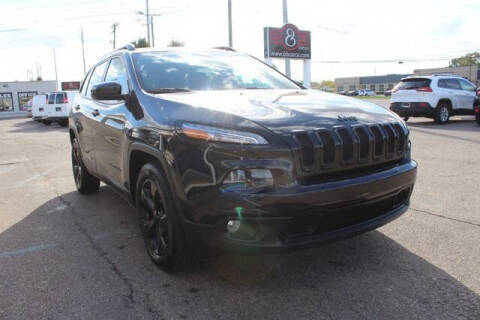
(81, 26), (86, 76)
(282, 0), (291, 77)
(52, 49), (58, 90)
(228, 0), (233, 47)
(145, 0), (151, 46)
(150, 16), (155, 47)
(111, 22), (119, 49)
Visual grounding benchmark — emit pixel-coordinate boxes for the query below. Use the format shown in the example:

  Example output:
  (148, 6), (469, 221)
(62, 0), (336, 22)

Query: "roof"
(359, 74), (411, 84)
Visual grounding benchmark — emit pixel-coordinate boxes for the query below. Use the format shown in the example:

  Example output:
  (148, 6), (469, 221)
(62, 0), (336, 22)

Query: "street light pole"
(52, 48), (58, 90)
(282, 0), (291, 77)
(146, 0), (151, 46)
(228, 0), (233, 47)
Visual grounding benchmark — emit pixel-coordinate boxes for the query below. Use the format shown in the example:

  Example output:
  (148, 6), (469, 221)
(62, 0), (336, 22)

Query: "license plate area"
(56, 107), (62, 112)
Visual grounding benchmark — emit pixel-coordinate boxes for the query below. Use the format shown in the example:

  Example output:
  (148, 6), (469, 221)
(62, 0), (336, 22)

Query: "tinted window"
(55, 93), (65, 104)
(438, 79), (447, 88)
(459, 79), (476, 91)
(397, 78), (431, 90)
(132, 51), (299, 92)
(105, 58), (129, 94)
(445, 79), (461, 90)
(86, 61), (108, 98)
(48, 93), (56, 104)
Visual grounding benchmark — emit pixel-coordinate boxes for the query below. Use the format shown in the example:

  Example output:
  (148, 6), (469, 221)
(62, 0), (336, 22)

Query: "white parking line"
(0, 243), (58, 259)
(15, 162), (68, 187)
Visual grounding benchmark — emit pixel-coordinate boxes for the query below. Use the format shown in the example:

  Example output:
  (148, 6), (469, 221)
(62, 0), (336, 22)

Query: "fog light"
(226, 220), (241, 233)
(222, 169), (274, 192)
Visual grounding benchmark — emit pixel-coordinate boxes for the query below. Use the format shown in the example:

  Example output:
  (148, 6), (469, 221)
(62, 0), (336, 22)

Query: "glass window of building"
(18, 91), (37, 111)
(0, 93), (14, 112)
(379, 84), (385, 92)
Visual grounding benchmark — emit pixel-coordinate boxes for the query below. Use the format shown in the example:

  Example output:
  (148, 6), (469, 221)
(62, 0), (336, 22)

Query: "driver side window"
(86, 61), (108, 98)
(105, 57), (129, 95)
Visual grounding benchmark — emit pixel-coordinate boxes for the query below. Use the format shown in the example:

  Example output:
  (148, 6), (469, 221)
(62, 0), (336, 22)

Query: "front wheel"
(71, 138), (100, 194)
(136, 162), (187, 272)
(434, 104), (450, 124)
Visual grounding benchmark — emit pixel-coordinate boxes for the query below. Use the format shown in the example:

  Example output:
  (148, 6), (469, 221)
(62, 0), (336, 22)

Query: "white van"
(31, 94), (48, 121)
(45, 91), (78, 126)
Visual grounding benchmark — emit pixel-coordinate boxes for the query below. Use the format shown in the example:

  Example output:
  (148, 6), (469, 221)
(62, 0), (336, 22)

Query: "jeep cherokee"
(69, 45), (417, 271)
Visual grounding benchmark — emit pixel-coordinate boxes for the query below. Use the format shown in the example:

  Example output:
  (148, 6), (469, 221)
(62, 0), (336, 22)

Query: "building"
(413, 65), (479, 86)
(334, 65), (480, 94)
(335, 74), (411, 94)
(0, 80), (57, 117)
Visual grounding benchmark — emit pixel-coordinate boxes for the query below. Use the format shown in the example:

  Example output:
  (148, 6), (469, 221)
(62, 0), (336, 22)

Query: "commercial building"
(413, 65), (479, 86)
(0, 80), (57, 117)
(335, 74), (411, 94)
(335, 65), (479, 94)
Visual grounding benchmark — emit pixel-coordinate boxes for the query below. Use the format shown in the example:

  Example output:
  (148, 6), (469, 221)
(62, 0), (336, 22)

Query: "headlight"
(180, 123), (268, 145)
(222, 169), (274, 192)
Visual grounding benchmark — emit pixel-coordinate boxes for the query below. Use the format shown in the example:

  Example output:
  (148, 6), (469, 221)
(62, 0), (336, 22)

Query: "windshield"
(132, 51), (299, 92)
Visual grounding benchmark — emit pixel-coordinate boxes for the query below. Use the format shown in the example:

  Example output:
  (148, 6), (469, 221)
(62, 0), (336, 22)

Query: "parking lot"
(1, 113), (479, 319)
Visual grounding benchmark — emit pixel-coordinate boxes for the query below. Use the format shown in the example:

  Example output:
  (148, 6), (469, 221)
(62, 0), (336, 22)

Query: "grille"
(293, 122), (408, 177)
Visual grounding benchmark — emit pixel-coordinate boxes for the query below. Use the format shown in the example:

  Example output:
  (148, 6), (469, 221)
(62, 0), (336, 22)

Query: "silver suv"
(389, 74), (477, 124)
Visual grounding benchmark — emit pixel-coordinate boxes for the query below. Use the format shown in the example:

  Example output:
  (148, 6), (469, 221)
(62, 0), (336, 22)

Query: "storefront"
(0, 80), (57, 117)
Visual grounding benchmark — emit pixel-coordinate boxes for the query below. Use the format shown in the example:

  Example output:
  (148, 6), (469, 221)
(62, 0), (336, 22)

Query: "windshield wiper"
(146, 88), (191, 94)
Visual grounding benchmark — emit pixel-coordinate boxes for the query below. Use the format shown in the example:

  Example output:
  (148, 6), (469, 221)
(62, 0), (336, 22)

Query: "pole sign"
(264, 24), (311, 60)
(61, 81), (80, 91)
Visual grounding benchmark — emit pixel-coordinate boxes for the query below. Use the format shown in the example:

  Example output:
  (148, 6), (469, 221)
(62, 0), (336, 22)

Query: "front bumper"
(184, 159), (417, 253)
(390, 102), (434, 118)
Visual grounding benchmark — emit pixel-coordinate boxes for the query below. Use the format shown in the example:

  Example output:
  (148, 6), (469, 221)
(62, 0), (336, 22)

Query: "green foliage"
(131, 38), (150, 48)
(311, 80), (334, 90)
(449, 52), (480, 67)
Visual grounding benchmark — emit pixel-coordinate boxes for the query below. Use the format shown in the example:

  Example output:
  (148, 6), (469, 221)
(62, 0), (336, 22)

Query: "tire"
(43, 120), (52, 126)
(403, 117), (409, 122)
(135, 162), (187, 272)
(476, 113), (480, 126)
(71, 138), (100, 194)
(434, 103), (450, 124)
(58, 119), (68, 127)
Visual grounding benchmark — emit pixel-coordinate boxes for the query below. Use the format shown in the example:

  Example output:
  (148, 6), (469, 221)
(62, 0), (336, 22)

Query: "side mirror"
(91, 82), (125, 100)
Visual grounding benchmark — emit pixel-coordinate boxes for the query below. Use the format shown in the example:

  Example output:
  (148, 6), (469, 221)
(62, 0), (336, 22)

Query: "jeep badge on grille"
(338, 115), (358, 122)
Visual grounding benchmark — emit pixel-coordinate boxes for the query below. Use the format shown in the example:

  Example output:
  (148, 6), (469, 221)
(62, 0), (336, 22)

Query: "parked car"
(45, 91), (77, 126)
(390, 75), (477, 124)
(338, 90), (347, 95)
(70, 46), (417, 272)
(358, 89), (376, 96)
(31, 94), (48, 122)
(384, 89), (393, 96)
(346, 90), (358, 96)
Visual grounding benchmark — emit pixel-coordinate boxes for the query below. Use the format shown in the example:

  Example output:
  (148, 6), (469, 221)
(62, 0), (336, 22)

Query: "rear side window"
(86, 61), (108, 98)
(397, 78), (431, 90)
(445, 79), (461, 90)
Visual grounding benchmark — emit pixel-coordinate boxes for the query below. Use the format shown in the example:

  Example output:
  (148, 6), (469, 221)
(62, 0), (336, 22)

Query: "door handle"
(74, 105), (80, 111)
(92, 109), (100, 117)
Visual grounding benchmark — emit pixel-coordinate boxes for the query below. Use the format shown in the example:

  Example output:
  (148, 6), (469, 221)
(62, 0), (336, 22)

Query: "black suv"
(69, 45), (417, 271)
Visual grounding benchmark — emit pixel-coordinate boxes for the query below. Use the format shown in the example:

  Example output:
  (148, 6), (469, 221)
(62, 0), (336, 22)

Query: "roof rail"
(212, 46), (236, 52)
(100, 44), (136, 60)
(431, 73), (456, 76)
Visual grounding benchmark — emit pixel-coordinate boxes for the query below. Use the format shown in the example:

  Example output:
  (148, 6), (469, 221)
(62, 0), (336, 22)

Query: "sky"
(1, 0), (479, 84)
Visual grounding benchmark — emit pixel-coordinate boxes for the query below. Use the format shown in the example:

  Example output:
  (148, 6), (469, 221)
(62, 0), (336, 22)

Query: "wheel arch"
(127, 143), (184, 210)
(437, 98), (452, 112)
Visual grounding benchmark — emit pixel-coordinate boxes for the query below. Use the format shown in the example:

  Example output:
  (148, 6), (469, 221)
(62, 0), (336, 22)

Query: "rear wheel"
(434, 103), (450, 124)
(403, 117), (409, 122)
(136, 162), (187, 272)
(476, 112), (480, 126)
(43, 120), (52, 126)
(71, 138), (100, 194)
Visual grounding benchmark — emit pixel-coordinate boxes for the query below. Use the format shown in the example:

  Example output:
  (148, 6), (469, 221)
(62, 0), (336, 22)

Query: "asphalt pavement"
(0, 113), (479, 319)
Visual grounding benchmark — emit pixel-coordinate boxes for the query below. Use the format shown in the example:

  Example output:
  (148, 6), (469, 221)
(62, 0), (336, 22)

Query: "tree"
(167, 39), (184, 47)
(449, 51), (480, 67)
(131, 38), (150, 48)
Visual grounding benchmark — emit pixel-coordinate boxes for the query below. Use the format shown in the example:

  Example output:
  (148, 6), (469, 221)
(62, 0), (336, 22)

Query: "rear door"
(46, 93), (56, 118)
(444, 79), (462, 109)
(73, 61), (109, 173)
(458, 79), (477, 109)
(90, 56), (131, 189)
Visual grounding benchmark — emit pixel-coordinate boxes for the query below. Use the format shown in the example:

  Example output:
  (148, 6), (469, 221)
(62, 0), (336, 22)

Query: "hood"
(156, 89), (400, 134)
